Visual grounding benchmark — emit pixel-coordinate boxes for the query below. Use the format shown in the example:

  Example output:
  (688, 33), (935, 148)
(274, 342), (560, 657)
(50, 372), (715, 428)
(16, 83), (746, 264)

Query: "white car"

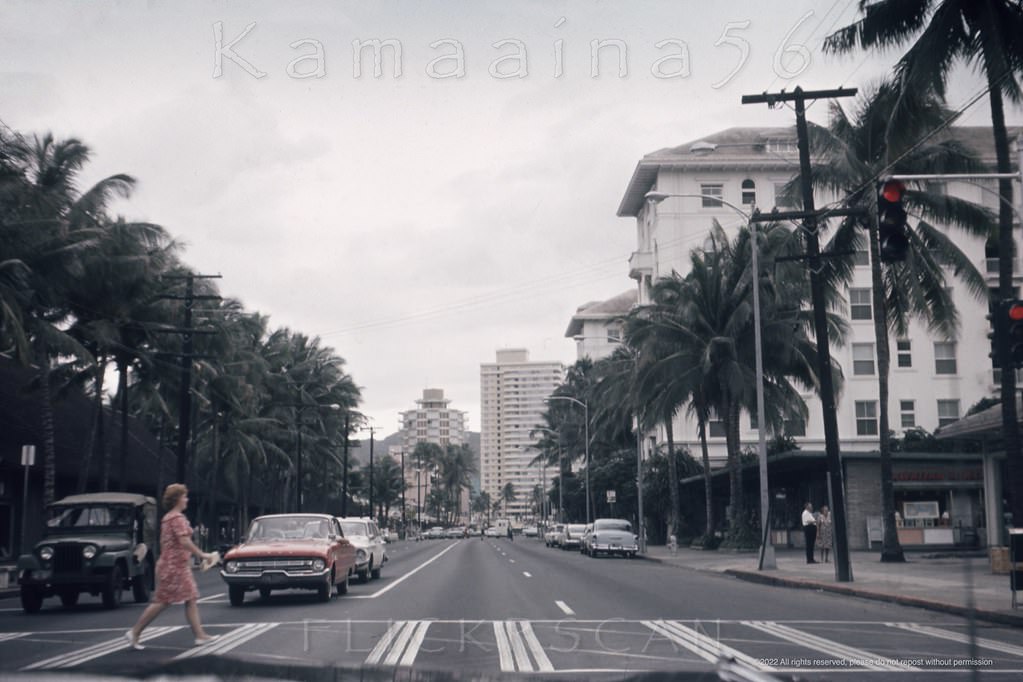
(522, 526), (539, 538)
(337, 517), (386, 582)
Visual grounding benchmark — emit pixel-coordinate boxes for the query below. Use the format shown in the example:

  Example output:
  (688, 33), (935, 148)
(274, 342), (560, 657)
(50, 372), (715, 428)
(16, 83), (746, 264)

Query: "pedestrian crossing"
(4, 619), (1023, 674)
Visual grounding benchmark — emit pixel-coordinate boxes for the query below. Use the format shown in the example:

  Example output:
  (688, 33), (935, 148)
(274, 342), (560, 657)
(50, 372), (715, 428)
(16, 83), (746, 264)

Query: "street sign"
(21, 444), (36, 466)
(606, 490), (616, 503)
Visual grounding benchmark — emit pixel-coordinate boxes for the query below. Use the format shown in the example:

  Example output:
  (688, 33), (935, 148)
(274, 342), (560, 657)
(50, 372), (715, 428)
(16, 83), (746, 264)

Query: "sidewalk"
(642, 544), (1023, 627)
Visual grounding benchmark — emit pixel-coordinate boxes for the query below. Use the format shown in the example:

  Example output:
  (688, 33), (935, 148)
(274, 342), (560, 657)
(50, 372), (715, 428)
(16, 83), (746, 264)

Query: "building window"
(852, 343), (875, 376)
(749, 410), (758, 430)
(607, 325), (622, 343)
(709, 420), (726, 437)
(773, 182), (795, 209)
(741, 179), (756, 206)
(934, 342), (957, 375)
(900, 400), (915, 428)
(937, 399), (960, 427)
(700, 183), (723, 208)
(855, 401), (878, 436)
(784, 418), (806, 437)
(854, 248), (869, 266)
(849, 288), (872, 320)
(896, 340), (912, 368)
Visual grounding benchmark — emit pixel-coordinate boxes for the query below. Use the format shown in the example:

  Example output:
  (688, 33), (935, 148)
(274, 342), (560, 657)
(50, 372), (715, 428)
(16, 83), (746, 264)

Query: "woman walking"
(126, 484), (218, 650)
(817, 505), (833, 564)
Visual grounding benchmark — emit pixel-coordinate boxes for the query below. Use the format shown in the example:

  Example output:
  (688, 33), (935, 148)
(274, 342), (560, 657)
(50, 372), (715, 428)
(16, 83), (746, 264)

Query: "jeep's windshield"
(46, 504), (133, 530)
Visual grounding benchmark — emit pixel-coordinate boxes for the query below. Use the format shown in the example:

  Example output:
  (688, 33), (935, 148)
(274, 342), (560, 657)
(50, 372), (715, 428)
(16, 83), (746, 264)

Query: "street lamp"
(645, 190), (776, 570)
(288, 402), (342, 513)
(545, 396), (590, 524)
(530, 427), (561, 526)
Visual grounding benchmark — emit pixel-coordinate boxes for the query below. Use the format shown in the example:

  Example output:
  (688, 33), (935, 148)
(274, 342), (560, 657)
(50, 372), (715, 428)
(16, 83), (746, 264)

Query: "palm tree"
(825, 0), (1023, 525)
(471, 491), (492, 525)
(811, 80), (992, 561)
(499, 482), (517, 517)
(437, 443), (476, 524)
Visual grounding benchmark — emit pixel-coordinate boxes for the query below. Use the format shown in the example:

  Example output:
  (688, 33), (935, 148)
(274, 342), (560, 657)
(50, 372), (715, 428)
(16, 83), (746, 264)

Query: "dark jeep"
(17, 492), (157, 613)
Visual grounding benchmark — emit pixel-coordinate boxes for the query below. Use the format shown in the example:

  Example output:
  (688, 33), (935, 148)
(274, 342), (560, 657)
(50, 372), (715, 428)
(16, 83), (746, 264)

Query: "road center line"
(555, 600), (575, 615)
(352, 542), (461, 599)
(523, 571), (532, 578)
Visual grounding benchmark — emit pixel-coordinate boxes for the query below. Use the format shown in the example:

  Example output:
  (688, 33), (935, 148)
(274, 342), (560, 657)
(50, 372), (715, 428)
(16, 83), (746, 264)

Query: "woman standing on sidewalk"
(817, 505), (833, 563)
(126, 484), (218, 650)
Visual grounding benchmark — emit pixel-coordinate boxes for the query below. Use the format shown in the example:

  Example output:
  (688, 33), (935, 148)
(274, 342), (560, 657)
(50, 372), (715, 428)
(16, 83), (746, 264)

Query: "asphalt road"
(2, 537), (1023, 680)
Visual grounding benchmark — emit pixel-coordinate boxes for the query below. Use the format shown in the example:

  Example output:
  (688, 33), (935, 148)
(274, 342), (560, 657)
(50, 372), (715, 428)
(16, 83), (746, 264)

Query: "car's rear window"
(594, 520), (632, 532)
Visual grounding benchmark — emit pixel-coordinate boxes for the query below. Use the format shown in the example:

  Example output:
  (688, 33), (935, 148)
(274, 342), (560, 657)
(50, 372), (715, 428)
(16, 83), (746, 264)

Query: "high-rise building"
(480, 349), (565, 519)
(398, 389), (469, 524)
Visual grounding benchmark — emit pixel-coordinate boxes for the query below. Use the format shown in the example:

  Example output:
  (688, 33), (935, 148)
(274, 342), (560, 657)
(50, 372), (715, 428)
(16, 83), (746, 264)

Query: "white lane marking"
(643, 620), (772, 671)
(745, 621), (917, 671)
(384, 621), (419, 666)
(887, 622), (1023, 658)
(506, 621), (533, 672)
(399, 621), (431, 667)
(519, 621), (555, 672)
(493, 621), (515, 672)
(365, 621), (404, 665)
(353, 542), (460, 599)
(523, 571), (532, 578)
(176, 622), (278, 659)
(0, 632), (28, 642)
(197, 592), (224, 603)
(510, 559), (516, 563)
(22, 626), (183, 670)
(555, 600), (575, 615)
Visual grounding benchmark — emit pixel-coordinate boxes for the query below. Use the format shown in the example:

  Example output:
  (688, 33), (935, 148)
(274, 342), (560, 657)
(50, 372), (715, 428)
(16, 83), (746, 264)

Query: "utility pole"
(156, 274), (221, 486)
(743, 86), (857, 582)
(342, 413), (350, 517)
(400, 448), (406, 535)
(368, 425), (376, 522)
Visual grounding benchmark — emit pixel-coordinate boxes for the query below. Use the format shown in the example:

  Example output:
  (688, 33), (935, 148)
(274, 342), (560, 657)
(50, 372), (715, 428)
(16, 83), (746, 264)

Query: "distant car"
(583, 519), (639, 558)
(484, 527), (502, 538)
(446, 526), (466, 539)
(561, 524), (588, 551)
(522, 526), (538, 538)
(545, 524), (565, 547)
(221, 514), (356, 605)
(17, 492), (157, 613)
(426, 526), (447, 539)
(337, 517), (386, 582)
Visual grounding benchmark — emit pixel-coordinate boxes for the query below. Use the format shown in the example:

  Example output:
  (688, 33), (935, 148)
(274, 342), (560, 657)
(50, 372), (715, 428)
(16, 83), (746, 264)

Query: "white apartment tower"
(399, 389), (469, 523)
(616, 126), (1021, 465)
(480, 349), (565, 519)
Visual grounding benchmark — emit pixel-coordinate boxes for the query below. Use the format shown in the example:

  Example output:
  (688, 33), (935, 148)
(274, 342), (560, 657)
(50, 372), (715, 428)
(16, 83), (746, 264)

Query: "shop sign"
(893, 468), (982, 482)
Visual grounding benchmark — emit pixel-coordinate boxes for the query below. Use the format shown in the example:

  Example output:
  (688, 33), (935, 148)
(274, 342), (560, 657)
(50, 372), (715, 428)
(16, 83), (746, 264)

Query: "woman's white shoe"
(194, 634), (219, 646)
(124, 630), (145, 651)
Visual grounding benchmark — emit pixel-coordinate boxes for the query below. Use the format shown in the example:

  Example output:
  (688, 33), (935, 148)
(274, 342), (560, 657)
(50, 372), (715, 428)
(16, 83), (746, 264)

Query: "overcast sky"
(2, 0), (1016, 436)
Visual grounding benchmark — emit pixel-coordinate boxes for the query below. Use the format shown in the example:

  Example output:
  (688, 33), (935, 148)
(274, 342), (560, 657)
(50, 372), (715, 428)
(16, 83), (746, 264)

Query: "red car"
(220, 513), (356, 606)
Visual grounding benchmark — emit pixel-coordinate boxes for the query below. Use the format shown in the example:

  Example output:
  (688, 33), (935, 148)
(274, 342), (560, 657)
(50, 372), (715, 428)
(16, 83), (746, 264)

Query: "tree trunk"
(96, 356), (110, 491)
(869, 213), (905, 562)
(698, 418), (713, 537)
(117, 357), (129, 492)
(664, 410), (680, 539)
(725, 397), (743, 526)
(37, 349), (57, 507)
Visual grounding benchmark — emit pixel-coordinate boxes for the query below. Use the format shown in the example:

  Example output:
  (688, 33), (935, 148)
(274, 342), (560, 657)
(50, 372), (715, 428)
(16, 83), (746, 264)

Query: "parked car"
(446, 526), (466, 539)
(522, 525), (539, 538)
(425, 526), (447, 539)
(583, 518), (639, 558)
(545, 523), (565, 547)
(220, 513), (356, 605)
(561, 524), (588, 551)
(17, 492), (157, 613)
(484, 526), (503, 538)
(337, 517), (386, 582)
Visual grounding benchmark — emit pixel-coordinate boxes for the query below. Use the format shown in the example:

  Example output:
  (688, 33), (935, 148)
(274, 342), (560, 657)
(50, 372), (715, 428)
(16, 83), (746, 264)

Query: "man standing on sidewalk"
(801, 503), (818, 564)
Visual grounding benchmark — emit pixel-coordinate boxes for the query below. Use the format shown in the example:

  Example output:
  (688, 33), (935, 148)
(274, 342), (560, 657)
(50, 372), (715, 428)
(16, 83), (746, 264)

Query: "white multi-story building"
(398, 389), (469, 523)
(480, 349), (565, 519)
(564, 290), (635, 361)
(616, 126), (1021, 465)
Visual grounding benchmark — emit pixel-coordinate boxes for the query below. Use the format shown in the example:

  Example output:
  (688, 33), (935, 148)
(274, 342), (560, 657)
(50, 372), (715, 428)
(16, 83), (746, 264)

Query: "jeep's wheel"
(370, 559), (381, 580)
(258, 586), (272, 600)
(20, 587), (43, 614)
(228, 585), (245, 606)
(59, 590), (80, 608)
(101, 564), (124, 609)
(132, 562), (152, 603)
(337, 568), (349, 595)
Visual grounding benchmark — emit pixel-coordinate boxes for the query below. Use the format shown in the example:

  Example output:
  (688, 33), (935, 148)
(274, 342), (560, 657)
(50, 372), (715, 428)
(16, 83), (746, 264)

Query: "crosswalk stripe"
(365, 621), (405, 665)
(519, 621), (554, 672)
(399, 621), (431, 667)
(384, 621), (419, 666)
(886, 623), (1023, 658)
(493, 621), (515, 671)
(0, 633), (28, 643)
(745, 621), (918, 671)
(506, 621), (533, 672)
(22, 626), (183, 670)
(175, 622), (278, 659)
(642, 620), (772, 671)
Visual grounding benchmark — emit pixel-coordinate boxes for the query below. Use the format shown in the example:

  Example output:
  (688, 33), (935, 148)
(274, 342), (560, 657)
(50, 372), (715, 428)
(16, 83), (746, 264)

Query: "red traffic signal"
(1007, 301), (1023, 368)
(876, 179), (909, 262)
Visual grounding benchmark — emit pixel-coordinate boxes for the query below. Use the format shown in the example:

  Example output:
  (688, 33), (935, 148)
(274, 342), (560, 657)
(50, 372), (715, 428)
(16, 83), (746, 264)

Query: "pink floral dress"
(154, 511), (199, 604)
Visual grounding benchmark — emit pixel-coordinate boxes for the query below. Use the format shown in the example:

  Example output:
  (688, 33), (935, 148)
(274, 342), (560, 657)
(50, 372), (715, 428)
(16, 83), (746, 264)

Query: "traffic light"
(1006, 300), (1023, 369)
(988, 300), (1023, 370)
(876, 179), (909, 262)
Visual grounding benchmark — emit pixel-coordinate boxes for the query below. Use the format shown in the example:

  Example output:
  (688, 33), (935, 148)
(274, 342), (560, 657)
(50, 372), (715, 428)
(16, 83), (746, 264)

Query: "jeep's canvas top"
(50, 493), (155, 507)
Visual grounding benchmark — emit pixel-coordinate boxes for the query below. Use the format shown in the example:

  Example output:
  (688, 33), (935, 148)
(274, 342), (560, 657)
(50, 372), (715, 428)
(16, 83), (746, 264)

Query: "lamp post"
(644, 190), (775, 570)
(545, 396), (590, 524)
(531, 426), (562, 526)
(288, 402), (342, 513)
(400, 448), (406, 535)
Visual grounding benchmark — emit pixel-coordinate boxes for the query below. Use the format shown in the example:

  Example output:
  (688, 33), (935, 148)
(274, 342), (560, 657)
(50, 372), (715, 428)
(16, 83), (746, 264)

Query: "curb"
(722, 568), (1023, 628)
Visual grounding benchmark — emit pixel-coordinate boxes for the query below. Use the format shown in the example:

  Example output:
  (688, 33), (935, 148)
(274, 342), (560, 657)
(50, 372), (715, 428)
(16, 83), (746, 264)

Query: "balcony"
(629, 250), (653, 279)
(983, 257), (1021, 278)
